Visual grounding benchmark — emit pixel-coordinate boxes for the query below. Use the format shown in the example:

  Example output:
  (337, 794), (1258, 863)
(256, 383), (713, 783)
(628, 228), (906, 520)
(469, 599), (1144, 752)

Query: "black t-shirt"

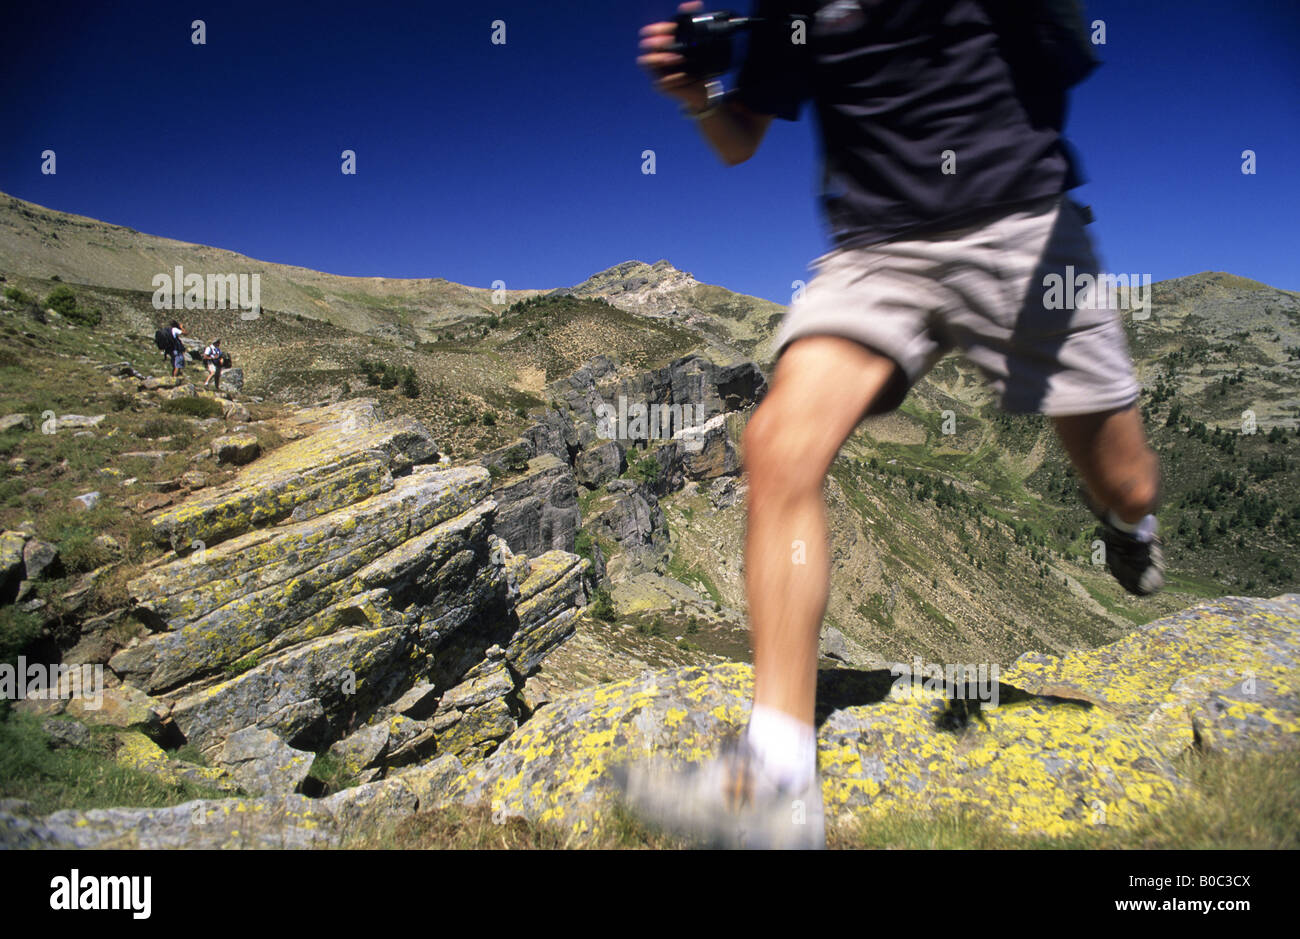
(735, 0), (1086, 248)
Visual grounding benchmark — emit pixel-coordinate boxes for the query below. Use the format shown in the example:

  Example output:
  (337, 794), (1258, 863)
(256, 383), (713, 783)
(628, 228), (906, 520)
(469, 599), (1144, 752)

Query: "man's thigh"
(750, 336), (903, 476)
(773, 243), (949, 416)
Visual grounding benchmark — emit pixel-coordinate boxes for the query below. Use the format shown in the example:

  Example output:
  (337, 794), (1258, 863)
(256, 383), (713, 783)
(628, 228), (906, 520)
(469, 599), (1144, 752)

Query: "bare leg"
(1051, 405), (1159, 523)
(742, 336), (902, 723)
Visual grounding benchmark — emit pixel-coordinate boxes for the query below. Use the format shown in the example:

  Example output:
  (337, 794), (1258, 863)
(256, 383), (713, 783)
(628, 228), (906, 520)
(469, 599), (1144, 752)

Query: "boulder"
(114, 465), (498, 695)
(436, 696), (517, 761)
(211, 434), (260, 465)
(326, 723), (391, 780)
(115, 730), (238, 793)
(391, 681), (440, 719)
(575, 440), (625, 488)
(439, 661), (515, 712)
(70, 491), (100, 512)
(675, 413), (741, 479)
(216, 727), (315, 796)
(507, 551), (590, 673)
(520, 675), (554, 713)
(92, 534), (122, 560)
(55, 414), (105, 430)
(220, 400), (251, 423)
(21, 539), (60, 580)
(42, 718), (92, 749)
(0, 530), (26, 600)
(63, 684), (168, 739)
(708, 475), (745, 510)
(0, 413), (32, 433)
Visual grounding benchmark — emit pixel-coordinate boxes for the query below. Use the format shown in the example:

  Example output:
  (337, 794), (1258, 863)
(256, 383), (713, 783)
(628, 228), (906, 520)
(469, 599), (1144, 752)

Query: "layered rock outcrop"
(35, 399), (590, 791)
(8, 593), (1294, 847)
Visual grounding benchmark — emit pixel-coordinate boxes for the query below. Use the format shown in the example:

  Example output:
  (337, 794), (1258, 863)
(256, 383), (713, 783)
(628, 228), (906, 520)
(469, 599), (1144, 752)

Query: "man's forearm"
(693, 97), (763, 166)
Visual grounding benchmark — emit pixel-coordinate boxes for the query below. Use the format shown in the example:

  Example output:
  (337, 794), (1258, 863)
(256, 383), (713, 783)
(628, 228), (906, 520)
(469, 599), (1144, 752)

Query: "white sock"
(1107, 510), (1157, 543)
(746, 703), (816, 791)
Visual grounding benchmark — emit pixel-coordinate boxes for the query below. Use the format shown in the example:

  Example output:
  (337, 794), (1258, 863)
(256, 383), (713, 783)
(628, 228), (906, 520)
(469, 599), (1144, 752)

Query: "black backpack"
(154, 327), (173, 353)
(219, 351), (232, 369)
(981, 0), (1100, 89)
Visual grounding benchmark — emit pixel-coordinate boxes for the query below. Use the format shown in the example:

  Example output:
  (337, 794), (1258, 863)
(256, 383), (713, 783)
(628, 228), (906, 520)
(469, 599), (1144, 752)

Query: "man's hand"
(638, 1), (774, 166)
(638, 1), (710, 111)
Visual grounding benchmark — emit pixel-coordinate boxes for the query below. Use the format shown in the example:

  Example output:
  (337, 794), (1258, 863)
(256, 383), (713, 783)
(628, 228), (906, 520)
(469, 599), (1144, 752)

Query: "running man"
(621, 0), (1163, 848)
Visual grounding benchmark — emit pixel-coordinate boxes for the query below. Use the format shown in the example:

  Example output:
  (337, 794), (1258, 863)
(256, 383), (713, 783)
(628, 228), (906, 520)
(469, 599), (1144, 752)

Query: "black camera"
(670, 8), (811, 80)
(670, 11), (758, 79)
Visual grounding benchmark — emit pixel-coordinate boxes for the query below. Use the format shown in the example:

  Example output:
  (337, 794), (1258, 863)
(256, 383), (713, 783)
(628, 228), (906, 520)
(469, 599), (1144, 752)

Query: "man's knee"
(742, 400), (828, 495)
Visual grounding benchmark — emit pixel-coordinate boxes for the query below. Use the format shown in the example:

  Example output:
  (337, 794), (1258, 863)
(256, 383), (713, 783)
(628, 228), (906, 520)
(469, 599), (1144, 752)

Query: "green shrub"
(160, 396), (223, 419)
(46, 512), (121, 574)
(401, 367), (420, 398)
(225, 654), (260, 676)
(589, 586), (616, 622)
(43, 285), (100, 326)
(137, 415), (192, 439)
(45, 286), (77, 316)
(306, 750), (361, 795)
(625, 449), (661, 487)
(0, 608), (43, 663)
(482, 410), (497, 427)
(3, 286), (33, 306)
(63, 305), (101, 327)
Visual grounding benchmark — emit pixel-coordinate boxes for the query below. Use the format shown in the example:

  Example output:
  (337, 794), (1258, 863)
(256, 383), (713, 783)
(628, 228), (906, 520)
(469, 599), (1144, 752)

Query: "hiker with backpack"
(153, 320), (187, 380)
(201, 338), (226, 391)
(626, 0), (1161, 848)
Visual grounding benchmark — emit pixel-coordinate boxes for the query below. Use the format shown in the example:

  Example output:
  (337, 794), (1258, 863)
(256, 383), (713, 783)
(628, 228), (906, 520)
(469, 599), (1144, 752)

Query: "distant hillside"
(0, 192), (782, 354)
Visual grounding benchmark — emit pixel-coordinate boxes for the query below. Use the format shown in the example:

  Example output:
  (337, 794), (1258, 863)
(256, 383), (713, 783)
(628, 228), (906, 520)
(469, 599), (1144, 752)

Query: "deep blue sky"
(1, 1), (1296, 304)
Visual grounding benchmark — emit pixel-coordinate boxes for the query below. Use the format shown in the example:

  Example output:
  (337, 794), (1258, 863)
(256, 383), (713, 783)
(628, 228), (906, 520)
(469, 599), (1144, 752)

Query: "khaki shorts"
(775, 195), (1141, 417)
